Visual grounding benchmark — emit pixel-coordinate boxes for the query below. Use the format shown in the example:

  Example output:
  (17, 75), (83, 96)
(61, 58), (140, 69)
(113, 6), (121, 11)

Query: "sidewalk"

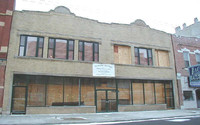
(0, 109), (200, 124)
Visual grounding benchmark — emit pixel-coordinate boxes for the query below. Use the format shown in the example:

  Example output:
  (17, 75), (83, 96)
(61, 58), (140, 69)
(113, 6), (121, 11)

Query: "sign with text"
(93, 64), (115, 77)
(189, 65), (200, 87)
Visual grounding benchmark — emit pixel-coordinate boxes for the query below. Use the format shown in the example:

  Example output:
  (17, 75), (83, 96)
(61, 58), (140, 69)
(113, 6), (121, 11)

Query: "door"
(196, 89), (200, 108)
(96, 90), (117, 112)
(11, 86), (27, 114)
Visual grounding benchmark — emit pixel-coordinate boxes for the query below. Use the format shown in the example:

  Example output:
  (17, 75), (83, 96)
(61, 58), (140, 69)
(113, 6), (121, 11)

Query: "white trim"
(178, 48), (200, 55)
(0, 21), (5, 27)
(194, 50), (200, 54)
(0, 46), (8, 53)
(0, 86), (4, 89)
(177, 48), (190, 53)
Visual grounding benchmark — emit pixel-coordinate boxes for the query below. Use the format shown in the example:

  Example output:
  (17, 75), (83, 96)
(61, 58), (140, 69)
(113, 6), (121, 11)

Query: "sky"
(15, 0), (200, 33)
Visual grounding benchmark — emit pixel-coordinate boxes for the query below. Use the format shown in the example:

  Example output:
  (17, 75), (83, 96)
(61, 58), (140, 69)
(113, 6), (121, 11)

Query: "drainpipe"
(171, 34), (181, 109)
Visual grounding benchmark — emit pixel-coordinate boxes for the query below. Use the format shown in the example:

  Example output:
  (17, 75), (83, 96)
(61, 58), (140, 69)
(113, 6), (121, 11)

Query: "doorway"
(196, 89), (200, 108)
(96, 89), (117, 112)
(11, 86), (27, 114)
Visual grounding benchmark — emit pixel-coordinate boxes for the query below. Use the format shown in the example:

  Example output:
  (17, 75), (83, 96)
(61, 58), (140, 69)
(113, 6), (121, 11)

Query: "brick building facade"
(172, 35), (200, 109)
(0, 0), (15, 113)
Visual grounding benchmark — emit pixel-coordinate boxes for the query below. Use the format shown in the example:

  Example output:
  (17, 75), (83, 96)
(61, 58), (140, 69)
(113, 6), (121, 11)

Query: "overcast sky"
(15, 0), (200, 33)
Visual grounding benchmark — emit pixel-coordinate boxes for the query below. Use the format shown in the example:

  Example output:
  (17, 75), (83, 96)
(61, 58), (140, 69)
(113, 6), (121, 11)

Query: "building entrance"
(11, 86), (27, 114)
(196, 89), (200, 108)
(96, 89), (117, 112)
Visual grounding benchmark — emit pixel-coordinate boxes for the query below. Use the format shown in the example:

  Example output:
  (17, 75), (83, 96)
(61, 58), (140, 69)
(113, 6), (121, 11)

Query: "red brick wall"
(172, 35), (200, 76)
(0, 0), (15, 53)
(0, 65), (5, 108)
(0, 0), (15, 13)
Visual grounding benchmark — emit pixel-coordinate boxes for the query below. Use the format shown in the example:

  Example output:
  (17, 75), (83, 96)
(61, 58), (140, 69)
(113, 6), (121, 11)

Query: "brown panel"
(144, 83), (155, 104)
(114, 45), (119, 63)
(46, 84), (63, 106)
(27, 84), (45, 106)
(64, 78), (79, 105)
(118, 80), (131, 105)
(81, 79), (95, 106)
(12, 87), (26, 112)
(114, 45), (131, 64)
(132, 83), (144, 104)
(118, 46), (131, 64)
(155, 83), (165, 104)
(156, 50), (170, 67)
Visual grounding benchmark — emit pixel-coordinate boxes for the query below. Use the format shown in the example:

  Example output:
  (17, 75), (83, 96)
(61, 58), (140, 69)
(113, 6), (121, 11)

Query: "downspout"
(171, 34), (181, 109)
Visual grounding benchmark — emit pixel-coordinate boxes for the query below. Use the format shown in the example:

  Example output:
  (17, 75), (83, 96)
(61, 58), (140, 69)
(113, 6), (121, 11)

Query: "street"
(69, 116), (200, 125)
(98, 116), (200, 125)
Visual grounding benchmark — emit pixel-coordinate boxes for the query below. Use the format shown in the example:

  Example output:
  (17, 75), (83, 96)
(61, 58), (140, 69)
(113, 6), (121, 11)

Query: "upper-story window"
(48, 38), (74, 60)
(155, 50), (170, 67)
(183, 52), (190, 67)
(78, 41), (99, 62)
(135, 47), (153, 66)
(19, 35), (44, 57)
(195, 53), (200, 64)
(114, 45), (131, 64)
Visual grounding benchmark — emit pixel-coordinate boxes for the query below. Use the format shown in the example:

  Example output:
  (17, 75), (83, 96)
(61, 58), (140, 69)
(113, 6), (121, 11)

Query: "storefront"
(11, 74), (174, 114)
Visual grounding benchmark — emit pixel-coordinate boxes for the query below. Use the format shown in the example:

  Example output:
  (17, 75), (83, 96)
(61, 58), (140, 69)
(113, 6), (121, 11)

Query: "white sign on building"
(93, 64), (115, 77)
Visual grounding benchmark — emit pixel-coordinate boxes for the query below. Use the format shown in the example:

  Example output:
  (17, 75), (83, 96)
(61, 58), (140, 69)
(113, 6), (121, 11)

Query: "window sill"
(14, 56), (173, 69)
(15, 56), (99, 64)
(115, 63), (173, 69)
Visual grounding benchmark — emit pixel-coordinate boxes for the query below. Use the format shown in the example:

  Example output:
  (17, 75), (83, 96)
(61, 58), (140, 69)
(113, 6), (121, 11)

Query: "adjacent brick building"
(0, 0), (15, 113)
(2, 6), (179, 115)
(172, 35), (200, 109)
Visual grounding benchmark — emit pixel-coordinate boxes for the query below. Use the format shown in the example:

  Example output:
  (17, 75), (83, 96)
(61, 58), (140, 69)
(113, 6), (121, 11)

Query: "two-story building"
(2, 6), (179, 114)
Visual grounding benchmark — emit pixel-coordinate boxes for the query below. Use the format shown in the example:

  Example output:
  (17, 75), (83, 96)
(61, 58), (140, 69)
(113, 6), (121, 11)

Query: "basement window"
(183, 91), (194, 101)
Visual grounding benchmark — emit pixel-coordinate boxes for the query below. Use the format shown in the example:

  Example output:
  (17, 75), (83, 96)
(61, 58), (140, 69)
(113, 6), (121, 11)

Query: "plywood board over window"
(155, 50), (170, 67)
(114, 45), (131, 64)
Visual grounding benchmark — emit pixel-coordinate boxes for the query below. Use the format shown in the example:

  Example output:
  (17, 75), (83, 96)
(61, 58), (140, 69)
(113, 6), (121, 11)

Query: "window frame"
(48, 38), (74, 60)
(135, 47), (153, 66)
(19, 35), (44, 57)
(183, 51), (190, 68)
(195, 53), (200, 64)
(183, 91), (194, 101)
(78, 41), (99, 62)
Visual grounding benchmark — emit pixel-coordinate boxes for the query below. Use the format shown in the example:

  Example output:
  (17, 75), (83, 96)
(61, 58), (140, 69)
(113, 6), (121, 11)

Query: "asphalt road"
(104, 116), (200, 125)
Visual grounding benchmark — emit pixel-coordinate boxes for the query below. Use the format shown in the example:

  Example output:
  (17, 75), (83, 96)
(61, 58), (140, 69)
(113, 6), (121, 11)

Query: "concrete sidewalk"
(0, 109), (200, 124)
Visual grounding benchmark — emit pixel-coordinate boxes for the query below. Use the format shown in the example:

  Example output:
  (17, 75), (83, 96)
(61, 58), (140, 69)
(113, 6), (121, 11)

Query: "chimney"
(175, 26), (181, 33)
(182, 23), (186, 29)
(194, 17), (199, 23)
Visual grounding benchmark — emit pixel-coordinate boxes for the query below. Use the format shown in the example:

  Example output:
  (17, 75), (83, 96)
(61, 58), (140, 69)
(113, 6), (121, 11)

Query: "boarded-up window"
(81, 79), (95, 106)
(155, 83), (165, 104)
(64, 78), (79, 106)
(155, 50), (170, 67)
(118, 80), (132, 105)
(46, 77), (63, 106)
(132, 83), (144, 104)
(114, 45), (131, 64)
(144, 82), (155, 104)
